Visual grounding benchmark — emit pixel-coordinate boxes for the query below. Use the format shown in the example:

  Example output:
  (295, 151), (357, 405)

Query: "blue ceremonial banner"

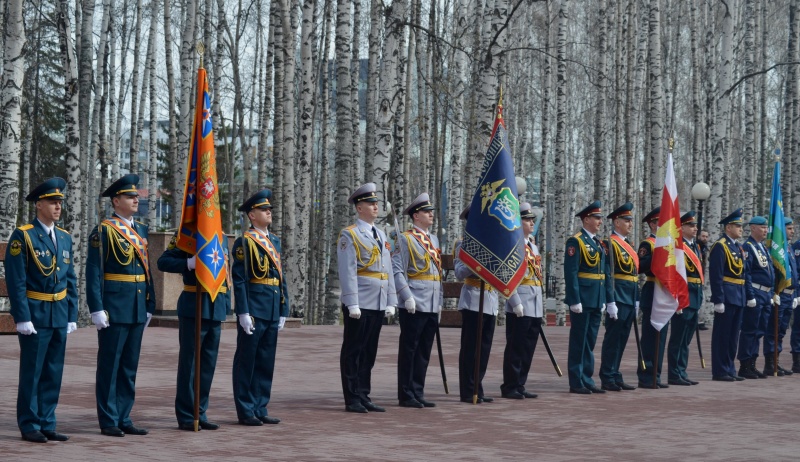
(458, 102), (526, 297)
(767, 156), (793, 292)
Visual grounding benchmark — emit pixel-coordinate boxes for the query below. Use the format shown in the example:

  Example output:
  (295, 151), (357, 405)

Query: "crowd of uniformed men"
(7, 177), (800, 443)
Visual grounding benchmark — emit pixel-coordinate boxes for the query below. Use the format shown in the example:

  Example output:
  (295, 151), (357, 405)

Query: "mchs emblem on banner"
(481, 179), (521, 232)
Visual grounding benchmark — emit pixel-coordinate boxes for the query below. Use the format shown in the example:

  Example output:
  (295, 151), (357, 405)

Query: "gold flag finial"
(196, 41), (205, 68)
(668, 137), (674, 151)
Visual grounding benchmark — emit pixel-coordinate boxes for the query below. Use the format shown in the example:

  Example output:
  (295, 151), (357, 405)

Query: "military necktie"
(372, 226), (382, 248)
(49, 229), (57, 250)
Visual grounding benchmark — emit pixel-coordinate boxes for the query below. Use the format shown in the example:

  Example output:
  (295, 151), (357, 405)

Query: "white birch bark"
(164, 0), (179, 226)
(147, 0), (159, 226)
(743, 0), (756, 216)
(364, 0), (382, 178)
(646, 0), (664, 209)
(708, 2), (733, 229)
(0, 0), (25, 237)
(553, 0), (568, 316)
(128, 0), (143, 172)
(177, 0), (198, 226)
(593, 0), (608, 200)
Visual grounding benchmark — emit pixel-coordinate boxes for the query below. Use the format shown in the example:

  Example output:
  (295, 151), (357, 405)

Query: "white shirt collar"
(582, 228), (596, 239)
(613, 230), (628, 239)
(114, 213), (134, 227)
(37, 218), (54, 236)
(413, 224), (429, 235)
(357, 218), (375, 232)
(253, 225), (269, 237)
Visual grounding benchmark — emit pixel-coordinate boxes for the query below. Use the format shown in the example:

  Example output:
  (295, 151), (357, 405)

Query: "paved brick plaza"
(1, 323), (797, 461)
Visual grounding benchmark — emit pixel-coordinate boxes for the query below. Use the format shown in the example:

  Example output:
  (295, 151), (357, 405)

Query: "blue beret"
(786, 217), (794, 225)
(239, 188), (273, 212)
(102, 174), (140, 197)
(26, 177), (66, 202)
(748, 216), (767, 226)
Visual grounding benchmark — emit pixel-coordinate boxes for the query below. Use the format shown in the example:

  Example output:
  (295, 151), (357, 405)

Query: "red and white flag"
(650, 152), (689, 330)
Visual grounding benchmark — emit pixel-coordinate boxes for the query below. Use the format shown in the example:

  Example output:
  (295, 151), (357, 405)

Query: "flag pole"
(653, 330), (660, 389)
(472, 282), (486, 404)
(192, 41), (207, 433)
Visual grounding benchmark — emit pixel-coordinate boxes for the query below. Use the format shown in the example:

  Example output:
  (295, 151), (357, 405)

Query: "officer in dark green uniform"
(598, 202), (639, 391)
(667, 211), (703, 385)
(86, 174), (156, 437)
(564, 200), (612, 394)
(6, 178), (78, 443)
(157, 234), (230, 431)
(636, 206), (670, 388)
(231, 189), (290, 426)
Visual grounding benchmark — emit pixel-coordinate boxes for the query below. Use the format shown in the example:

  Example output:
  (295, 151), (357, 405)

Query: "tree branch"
(720, 62), (800, 99)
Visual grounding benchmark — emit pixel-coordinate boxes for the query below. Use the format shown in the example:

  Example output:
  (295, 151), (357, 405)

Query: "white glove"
(386, 306), (396, 317)
(92, 311), (110, 330)
(278, 316), (286, 330)
(348, 306), (361, 319)
(145, 312), (152, 328)
(187, 256), (196, 270)
(713, 303), (725, 314)
(67, 322), (77, 334)
(601, 303), (607, 314)
(513, 304), (524, 317)
(773, 294), (781, 306)
(405, 298), (417, 314)
(794, 297), (799, 309)
(746, 299), (757, 308)
(16, 321), (37, 335)
(437, 305), (443, 314)
(606, 302), (618, 320)
(635, 301), (640, 317)
(238, 314), (255, 334)
(569, 303), (583, 314)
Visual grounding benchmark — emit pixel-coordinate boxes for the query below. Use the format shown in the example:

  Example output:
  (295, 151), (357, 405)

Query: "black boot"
(763, 355), (781, 377)
(777, 354), (793, 376)
(793, 352), (800, 374)
(754, 357), (768, 378)
(739, 359), (759, 379)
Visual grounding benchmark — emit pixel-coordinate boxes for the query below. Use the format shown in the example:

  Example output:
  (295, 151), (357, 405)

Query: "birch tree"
(0, 0), (25, 237)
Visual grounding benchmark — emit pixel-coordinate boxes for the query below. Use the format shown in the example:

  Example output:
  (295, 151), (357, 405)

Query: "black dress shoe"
(712, 375), (734, 382)
(697, 323), (708, 331)
(199, 420), (220, 430)
(601, 383), (621, 391)
(417, 398), (436, 407)
(569, 387), (591, 395)
(120, 424), (149, 435)
(656, 382), (669, 388)
(345, 403), (368, 413)
(731, 374), (745, 381)
(178, 423), (197, 431)
(587, 385), (606, 394)
(668, 378), (692, 386)
(618, 382), (637, 390)
(41, 430), (69, 441)
(101, 426), (125, 437)
(363, 402), (386, 412)
(460, 397), (482, 403)
(22, 431), (48, 443)
(637, 382), (658, 389)
(258, 416), (280, 424)
(501, 391), (525, 399)
(520, 391), (538, 399)
(683, 377), (699, 385)
(479, 396), (494, 403)
(399, 399), (424, 408)
(238, 417), (263, 426)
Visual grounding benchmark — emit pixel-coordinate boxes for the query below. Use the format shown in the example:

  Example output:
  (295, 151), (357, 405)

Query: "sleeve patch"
(91, 233), (101, 248)
(9, 240), (22, 256)
(567, 246), (576, 257)
(235, 246), (244, 261)
(385, 241), (391, 252)
(638, 247), (647, 257)
(340, 237), (348, 250)
(167, 235), (177, 250)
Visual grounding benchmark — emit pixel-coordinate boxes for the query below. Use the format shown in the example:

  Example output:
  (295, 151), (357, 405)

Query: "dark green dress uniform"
(564, 201), (613, 393)
(231, 189), (290, 424)
(667, 212), (704, 385)
(86, 174), (156, 432)
(6, 178), (78, 438)
(636, 207), (670, 387)
(157, 234), (230, 428)
(599, 203), (640, 390)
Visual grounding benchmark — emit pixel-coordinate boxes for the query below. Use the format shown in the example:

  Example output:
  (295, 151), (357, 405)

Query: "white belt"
(751, 283), (771, 293)
(783, 288), (795, 295)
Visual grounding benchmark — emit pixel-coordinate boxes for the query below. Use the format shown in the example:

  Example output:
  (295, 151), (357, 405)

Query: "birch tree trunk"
(743, 0), (756, 216)
(58, 0), (85, 319)
(553, 0), (568, 319)
(364, 0), (382, 177)
(592, 0), (608, 201)
(90, 0), (111, 197)
(258, 23), (274, 188)
(690, 0), (703, 189)
(177, 0), (198, 226)
(646, 0), (664, 208)
(294, 0), (316, 318)
(786, 0), (800, 212)
(322, 0), (355, 322)
(709, 2), (733, 229)
(0, 0), (25, 237)
(147, 0), (159, 226)
(164, 0), (179, 225)
(128, 0), (143, 172)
